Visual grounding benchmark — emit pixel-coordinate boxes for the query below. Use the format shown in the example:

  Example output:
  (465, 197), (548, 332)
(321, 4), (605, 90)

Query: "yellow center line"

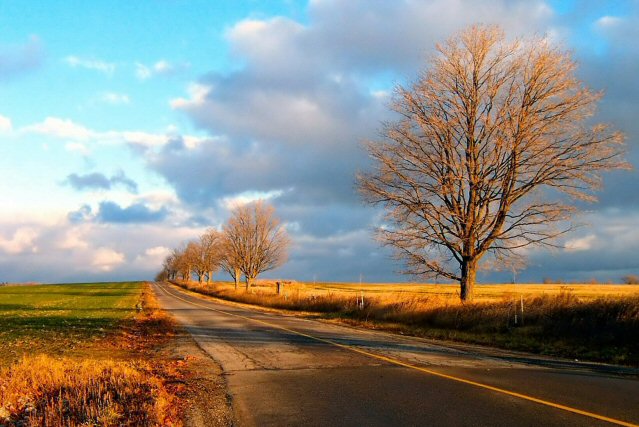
(157, 282), (638, 427)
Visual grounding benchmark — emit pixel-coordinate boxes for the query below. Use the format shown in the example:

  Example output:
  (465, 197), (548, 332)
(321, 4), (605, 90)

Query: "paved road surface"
(153, 282), (639, 427)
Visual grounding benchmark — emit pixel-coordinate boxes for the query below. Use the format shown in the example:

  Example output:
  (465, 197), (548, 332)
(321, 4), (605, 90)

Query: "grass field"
(231, 280), (639, 302)
(0, 282), (186, 426)
(176, 280), (639, 366)
(0, 282), (142, 365)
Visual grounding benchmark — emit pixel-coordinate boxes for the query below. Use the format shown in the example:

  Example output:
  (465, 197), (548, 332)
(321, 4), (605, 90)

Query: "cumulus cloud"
(91, 247), (125, 271)
(56, 227), (89, 250)
(66, 171), (138, 193)
(133, 246), (172, 267)
(148, 0), (558, 283)
(0, 35), (43, 81)
(151, 0), (639, 283)
(565, 235), (597, 252)
(0, 216), (208, 282)
(65, 55), (115, 75)
(3, 1), (638, 283)
(0, 227), (38, 254)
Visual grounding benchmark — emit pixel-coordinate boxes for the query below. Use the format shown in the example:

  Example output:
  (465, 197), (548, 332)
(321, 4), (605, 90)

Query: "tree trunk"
(234, 268), (241, 290)
(460, 258), (477, 302)
(245, 276), (251, 291)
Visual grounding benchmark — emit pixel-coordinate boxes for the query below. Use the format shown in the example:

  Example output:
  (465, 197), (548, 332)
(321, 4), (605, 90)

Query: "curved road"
(153, 282), (639, 427)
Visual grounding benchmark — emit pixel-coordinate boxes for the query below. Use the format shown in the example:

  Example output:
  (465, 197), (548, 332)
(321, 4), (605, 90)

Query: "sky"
(0, 0), (637, 284)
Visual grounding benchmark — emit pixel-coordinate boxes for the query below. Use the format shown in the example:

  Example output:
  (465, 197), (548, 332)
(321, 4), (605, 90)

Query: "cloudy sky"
(1, 0), (637, 284)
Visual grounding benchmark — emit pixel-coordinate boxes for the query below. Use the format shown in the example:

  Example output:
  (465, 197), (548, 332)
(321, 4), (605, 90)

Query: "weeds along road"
(153, 282), (639, 427)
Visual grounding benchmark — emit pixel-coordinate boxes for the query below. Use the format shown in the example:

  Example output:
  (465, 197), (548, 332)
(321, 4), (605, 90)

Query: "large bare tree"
(223, 201), (290, 290)
(359, 25), (628, 302)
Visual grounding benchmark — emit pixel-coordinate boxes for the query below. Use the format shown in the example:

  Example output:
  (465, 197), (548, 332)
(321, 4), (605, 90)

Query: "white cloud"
(221, 189), (286, 209)
(136, 59), (189, 80)
(101, 92), (130, 105)
(25, 117), (92, 140)
(65, 55), (116, 75)
(596, 15), (623, 29)
(57, 227), (88, 250)
(91, 247), (125, 271)
(19, 116), (203, 150)
(153, 60), (172, 74)
(565, 235), (597, 252)
(134, 245), (171, 266)
(170, 83), (210, 109)
(0, 114), (12, 132)
(0, 227), (38, 254)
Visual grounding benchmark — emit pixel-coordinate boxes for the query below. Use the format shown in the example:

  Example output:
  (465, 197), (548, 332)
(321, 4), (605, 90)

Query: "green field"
(0, 282), (143, 365)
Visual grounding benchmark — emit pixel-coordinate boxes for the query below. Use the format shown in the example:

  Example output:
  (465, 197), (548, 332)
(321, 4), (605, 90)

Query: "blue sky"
(1, 0), (638, 283)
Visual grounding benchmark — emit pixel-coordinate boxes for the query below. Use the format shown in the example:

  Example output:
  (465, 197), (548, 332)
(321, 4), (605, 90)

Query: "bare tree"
(183, 241), (206, 283)
(160, 252), (178, 281)
(224, 201), (290, 290)
(200, 229), (223, 283)
(170, 246), (191, 281)
(219, 233), (244, 290)
(359, 25), (628, 302)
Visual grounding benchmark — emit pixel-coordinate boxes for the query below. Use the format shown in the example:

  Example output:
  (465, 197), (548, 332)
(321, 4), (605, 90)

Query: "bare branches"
(224, 201), (290, 287)
(158, 201), (290, 290)
(359, 24), (628, 301)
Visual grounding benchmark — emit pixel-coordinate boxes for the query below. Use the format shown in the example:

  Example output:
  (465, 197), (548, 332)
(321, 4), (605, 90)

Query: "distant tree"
(622, 275), (639, 285)
(159, 254), (174, 281)
(171, 246), (191, 281)
(184, 241), (212, 283)
(359, 25), (628, 302)
(223, 201), (290, 290)
(200, 229), (224, 283)
(220, 233), (244, 290)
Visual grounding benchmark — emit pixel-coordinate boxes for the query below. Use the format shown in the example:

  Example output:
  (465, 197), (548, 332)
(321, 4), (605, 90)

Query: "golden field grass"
(0, 282), (187, 426)
(222, 280), (639, 302)
(176, 280), (639, 365)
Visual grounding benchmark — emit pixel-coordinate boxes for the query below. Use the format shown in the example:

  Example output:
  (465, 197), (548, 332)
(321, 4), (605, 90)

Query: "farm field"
(175, 280), (639, 366)
(0, 282), (210, 426)
(216, 280), (639, 302)
(0, 282), (142, 365)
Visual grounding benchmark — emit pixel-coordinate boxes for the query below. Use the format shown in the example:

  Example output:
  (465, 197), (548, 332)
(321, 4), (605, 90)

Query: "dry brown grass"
(0, 356), (176, 426)
(0, 283), (188, 426)
(175, 280), (639, 365)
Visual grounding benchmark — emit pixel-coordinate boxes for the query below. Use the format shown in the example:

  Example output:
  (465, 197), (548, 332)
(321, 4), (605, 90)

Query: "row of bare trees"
(156, 201), (290, 290)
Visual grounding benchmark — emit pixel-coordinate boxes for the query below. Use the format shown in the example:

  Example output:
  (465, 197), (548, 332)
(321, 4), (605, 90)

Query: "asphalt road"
(153, 282), (639, 427)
